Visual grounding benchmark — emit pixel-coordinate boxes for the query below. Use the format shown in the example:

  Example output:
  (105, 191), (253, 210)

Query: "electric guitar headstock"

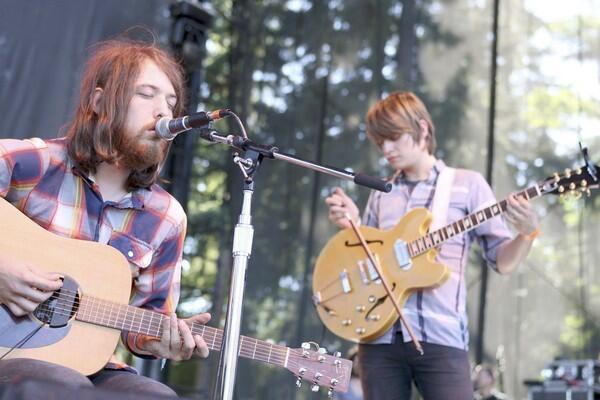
(539, 144), (599, 199)
(285, 342), (352, 397)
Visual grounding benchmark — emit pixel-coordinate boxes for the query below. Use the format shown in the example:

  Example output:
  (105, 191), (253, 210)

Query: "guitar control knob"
(311, 384), (320, 392)
(355, 327), (365, 335)
(368, 295), (376, 303)
(330, 378), (339, 386)
(369, 314), (380, 321)
(342, 319), (352, 326)
(298, 367), (307, 376)
(334, 351), (341, 358)
(355, 305), (365, 312)
(318, 347), (328, 354)
(314, 373), (322, 381)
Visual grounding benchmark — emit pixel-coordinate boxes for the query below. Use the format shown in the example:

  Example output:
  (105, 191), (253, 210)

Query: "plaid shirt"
(0, 137), (186, 365)
(363, 160), (512, 350)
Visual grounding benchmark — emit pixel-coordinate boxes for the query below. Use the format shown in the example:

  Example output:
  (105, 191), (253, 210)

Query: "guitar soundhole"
(33, 275), (80, 328)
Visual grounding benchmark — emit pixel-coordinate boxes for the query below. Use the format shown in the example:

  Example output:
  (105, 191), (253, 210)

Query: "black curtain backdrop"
(0, 0), (172, 140)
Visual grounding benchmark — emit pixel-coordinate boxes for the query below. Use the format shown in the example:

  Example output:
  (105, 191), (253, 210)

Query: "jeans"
(0, 358), (177, 398)
(358, 337), (473, 400)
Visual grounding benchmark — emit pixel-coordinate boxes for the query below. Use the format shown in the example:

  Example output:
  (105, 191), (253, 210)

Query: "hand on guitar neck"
(0, 255), (63, 317)
(325, 187), (360, 229)
(139, 312), (212, 361)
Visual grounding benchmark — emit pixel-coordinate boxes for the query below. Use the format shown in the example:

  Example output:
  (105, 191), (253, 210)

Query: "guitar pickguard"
(0, 275), (80, 349)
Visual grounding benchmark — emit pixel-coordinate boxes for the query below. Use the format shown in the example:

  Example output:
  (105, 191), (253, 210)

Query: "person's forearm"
(495, 234), (535, 275)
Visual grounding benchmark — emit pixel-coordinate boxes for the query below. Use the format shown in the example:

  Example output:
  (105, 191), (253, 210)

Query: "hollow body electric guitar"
(313, 161), (599, 343)
(0, 198), (351, 396)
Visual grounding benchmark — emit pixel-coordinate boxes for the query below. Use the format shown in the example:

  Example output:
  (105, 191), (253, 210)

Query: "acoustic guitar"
(313, 162), (599, 342)
(0, 197), (351, 395)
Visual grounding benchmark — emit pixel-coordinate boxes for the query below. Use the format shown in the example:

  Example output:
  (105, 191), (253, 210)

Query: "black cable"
(0, 323), (44, 360)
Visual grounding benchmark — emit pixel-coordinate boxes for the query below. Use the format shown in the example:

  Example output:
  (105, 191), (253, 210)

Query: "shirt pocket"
(108, 231), (155, 278)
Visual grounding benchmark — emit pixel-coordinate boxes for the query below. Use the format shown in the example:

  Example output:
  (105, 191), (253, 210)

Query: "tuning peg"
(328, 388), (334, 398)
(334, 351), (341, 358)
(301, 342), (310, 357)
(558, 186), (565, 193)
(576, 168), (582, 175)
(565, 168), (572, 178)
(311, 384), (320, 392)
(296, 377), (302, 388)
(553, 173), (560, 183)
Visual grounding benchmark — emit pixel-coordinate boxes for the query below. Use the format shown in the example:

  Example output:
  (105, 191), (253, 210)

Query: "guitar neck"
(408, 184), (542, 257)
(75, 298), (290, 367)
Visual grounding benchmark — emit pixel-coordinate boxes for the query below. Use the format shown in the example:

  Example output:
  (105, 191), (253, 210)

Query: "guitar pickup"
(393, 239), (412, 270)
(340, 270), (352, 293)
(357, 261), (370, 284)
(358, 256), (381, 283)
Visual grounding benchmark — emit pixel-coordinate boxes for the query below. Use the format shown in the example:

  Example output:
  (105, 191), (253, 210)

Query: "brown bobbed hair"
(65, 39), (186, 190)
(365, 91), (437, 155)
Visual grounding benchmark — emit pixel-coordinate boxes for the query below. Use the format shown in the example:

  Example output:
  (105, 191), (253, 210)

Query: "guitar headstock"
(286, 342), (352, 397)
(540, 144), (599, 199)
(540, 164), (599, 199)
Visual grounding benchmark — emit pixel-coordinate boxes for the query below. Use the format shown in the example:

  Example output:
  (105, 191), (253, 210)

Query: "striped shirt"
(363, 160), (512, 350)
(0, 137), (186, 364)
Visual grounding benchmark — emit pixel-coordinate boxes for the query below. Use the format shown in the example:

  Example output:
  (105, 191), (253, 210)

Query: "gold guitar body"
(312, 208), (450, 343)
(0, 197), (132, 375)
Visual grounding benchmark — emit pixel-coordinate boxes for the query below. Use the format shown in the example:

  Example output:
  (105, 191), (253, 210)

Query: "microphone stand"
(204, 128), (391, 400)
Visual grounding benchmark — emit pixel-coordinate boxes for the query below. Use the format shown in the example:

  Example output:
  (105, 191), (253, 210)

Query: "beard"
(116, 129), (168, 172)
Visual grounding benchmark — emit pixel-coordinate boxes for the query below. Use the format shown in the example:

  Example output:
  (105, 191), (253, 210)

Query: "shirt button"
(128, 250), (134, 258)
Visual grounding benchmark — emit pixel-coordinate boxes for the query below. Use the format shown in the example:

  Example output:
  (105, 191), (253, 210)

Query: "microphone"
(155, 109), (231, 140)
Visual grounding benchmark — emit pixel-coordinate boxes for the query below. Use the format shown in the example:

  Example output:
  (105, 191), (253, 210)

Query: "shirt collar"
(72, 165), (147, 210)
(393, 159), (447, 185)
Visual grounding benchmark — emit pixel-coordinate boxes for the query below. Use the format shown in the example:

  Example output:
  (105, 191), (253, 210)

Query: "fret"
(483, 207), (493, 219)
(476, 211), (484, 223)
(284, 348), (290, 367)
(410, 241), (419, 255)
(267, 343), (272, 363)
(147, 311), (153, 336)
(423, 235), (432, 249)
(469, 214), (478, 226)
(455, 220), (463, 232)
(461, 218), (469, 230)
(438, 228), (446, 242)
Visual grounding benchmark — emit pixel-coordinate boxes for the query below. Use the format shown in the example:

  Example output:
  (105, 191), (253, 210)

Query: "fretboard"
(75, 298), (291, 367)
(407, 184), (541, 257)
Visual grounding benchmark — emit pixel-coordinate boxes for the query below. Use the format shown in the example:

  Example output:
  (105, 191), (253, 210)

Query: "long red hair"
(65, 39), (186, 190)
